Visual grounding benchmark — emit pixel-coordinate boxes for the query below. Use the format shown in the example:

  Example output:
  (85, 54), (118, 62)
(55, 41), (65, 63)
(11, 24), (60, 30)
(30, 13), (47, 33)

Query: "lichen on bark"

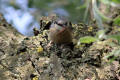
(0, 13), (120, 80)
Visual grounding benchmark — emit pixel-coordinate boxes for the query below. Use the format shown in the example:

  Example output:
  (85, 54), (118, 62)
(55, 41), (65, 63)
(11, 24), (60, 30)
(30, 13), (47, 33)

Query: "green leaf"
(113, 16), (120, 26)
(78, 36), (97, 44)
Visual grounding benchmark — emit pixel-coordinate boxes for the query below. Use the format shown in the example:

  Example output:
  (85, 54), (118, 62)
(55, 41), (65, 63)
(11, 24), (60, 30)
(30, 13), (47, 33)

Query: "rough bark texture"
(0, 13), (120, 80)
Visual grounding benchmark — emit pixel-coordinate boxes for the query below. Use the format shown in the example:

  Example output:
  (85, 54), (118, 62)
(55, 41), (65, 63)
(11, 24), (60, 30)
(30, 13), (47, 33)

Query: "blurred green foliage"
(9, 0), (120, 24)
(111, 0), (120, 3)
(101, 0), (120, 4)
(27, 0), (86, 22)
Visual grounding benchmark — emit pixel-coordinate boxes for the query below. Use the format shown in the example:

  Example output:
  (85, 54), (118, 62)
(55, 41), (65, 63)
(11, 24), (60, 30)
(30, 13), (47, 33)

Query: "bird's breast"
(48, 27), (72, 44)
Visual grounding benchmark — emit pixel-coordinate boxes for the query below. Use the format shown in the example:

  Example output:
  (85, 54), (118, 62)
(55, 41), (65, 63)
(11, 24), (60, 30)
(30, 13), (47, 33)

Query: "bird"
(48, 18), (73, 45)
